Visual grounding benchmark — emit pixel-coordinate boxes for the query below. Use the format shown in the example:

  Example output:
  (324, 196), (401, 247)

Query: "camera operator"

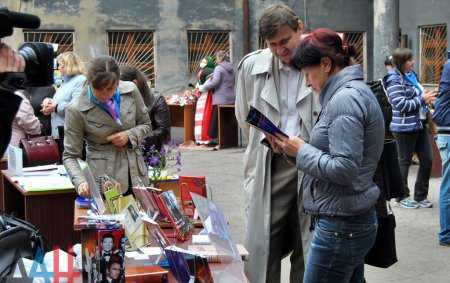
(0, 42), (26, 156)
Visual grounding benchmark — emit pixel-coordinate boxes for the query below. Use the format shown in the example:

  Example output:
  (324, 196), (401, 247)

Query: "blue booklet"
(246, 106), (288, 138)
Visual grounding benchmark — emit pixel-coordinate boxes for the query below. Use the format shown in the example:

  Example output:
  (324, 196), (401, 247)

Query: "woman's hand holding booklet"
(245, 106), (306, 157)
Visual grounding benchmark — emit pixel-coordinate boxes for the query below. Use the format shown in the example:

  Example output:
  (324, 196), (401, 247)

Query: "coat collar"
(250, 49), (273, 75)
(320, 64), (364, 108)
(78, 80), (135, 111)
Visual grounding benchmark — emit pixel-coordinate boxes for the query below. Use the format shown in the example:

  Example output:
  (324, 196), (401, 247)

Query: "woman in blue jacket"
(384, 48), (436, 209)
(42, 52), (86, 157)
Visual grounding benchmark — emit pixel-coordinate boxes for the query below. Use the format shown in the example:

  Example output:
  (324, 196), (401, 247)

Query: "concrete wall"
(399, 0), (450, 82)
(2, 0), (243, 94)
(2, 0), (378, 90)
(249, 0), (374, 78)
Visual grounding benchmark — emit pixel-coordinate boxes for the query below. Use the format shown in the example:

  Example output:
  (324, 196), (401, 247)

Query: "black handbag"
(0, 214), (46, 278)
(365, 204), (398, 268)
(374, 140), (404, 200)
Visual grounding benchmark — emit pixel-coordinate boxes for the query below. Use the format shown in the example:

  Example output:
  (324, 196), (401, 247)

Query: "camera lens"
(18, 42), (54, 87)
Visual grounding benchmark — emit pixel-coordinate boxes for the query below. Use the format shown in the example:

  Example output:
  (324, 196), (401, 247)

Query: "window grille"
(341, 32), (365, 66)
(107, 30), (155, 86)
(419, 24), (447, 84)
(258, 35), (267, 50)
(23, 30), (74, 56)
(187, 30), (230, 74)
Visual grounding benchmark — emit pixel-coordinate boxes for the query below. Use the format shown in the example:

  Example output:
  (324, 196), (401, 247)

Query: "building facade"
(2, 0), (448, 93)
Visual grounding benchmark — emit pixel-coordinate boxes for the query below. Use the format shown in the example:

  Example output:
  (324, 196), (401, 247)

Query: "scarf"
(405, 71), (429, 115)
(88, 86), (122, 125)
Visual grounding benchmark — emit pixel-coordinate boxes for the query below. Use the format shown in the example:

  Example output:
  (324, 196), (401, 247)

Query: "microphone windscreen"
(8, 10), (40, 29)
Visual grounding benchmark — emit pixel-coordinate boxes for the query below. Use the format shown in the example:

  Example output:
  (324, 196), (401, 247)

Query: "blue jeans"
(304, 209), (377, 283)
(436, 135), (450, 244)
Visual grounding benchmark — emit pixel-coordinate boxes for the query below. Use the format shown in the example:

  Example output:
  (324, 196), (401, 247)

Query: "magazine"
(165, 246), (214, 283)
(245, 106), (288, 138)
(82, 228), (126, 283)
(132, 186), (161, 220)
(160, 191), (194, 241)
(141, 216), (170, 249)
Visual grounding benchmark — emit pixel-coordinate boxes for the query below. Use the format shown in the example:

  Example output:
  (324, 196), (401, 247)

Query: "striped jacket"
(383, 69), (425, 133)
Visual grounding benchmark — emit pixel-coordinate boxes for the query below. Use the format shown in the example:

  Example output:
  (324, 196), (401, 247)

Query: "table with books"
(72, 171), (248, 283)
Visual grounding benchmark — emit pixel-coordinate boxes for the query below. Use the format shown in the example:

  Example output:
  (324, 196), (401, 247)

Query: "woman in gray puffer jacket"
(199, 50), (235, 142)
(269, 28), (384, 283)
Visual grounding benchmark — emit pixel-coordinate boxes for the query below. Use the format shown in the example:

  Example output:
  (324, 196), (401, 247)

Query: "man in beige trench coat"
(235, 4), (320, 283)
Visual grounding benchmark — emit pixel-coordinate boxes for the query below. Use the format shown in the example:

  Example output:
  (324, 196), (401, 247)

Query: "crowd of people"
(2, 2), (450, 283)
(236, 3), (450, 283)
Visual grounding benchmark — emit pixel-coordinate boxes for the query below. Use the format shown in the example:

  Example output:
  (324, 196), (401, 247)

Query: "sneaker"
(417, 199), (433, 208)
(399, 198), (420, 209)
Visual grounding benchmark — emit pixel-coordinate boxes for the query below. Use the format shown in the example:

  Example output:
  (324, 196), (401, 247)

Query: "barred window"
(107, 30), (155, 86)
(257, 32), (365, 69)
(187, 30), (230, 74)
(258, 35), (267, 50)
(340, 32), (366, 67)
(419, 24), (447, 84)
(23, 30), (74, 55)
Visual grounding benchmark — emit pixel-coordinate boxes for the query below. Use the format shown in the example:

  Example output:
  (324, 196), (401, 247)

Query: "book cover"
(165, 246), (213, 283)
(121, 199), (148, 249)
(82, 228), (126, 283)
(160, 190), (194, 241)
(103, 187), (121, 215)
(245, 106), (288, 138)
(132, 186), (161, 220)
(141, 216), (171, 249)
(179, 176), (207, 218)
(164, 246), (192, 283)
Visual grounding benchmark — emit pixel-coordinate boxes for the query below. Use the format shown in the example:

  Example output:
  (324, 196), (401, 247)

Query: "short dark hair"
(392, 48), (413, 73)
(87, 56), (120, 89)
(102, 233), (114, 241)
(106, 255), (122, 270)
(291, 28), (356, 71)
(384, 55), (393, 67)
(259, 4), (300, 40)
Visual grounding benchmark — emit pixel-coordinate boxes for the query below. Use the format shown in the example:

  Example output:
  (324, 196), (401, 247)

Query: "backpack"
(0, 213), (45, 279)
(367, 79), (393, 137)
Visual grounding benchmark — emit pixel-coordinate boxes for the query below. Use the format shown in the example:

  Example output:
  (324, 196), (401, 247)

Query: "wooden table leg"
(183, 104), (195, 145)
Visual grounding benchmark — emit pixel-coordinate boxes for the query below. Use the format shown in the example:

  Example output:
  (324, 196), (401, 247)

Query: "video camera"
(0, 7), (55, 89)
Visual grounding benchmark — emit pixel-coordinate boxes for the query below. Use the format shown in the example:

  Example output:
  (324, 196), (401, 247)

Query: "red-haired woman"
(269, 28), (385, 282)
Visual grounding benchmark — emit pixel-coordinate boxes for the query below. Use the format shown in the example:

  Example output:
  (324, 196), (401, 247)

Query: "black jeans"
(393, 127), (433, 202)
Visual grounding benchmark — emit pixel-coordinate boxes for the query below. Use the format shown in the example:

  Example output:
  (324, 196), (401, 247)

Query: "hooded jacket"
(199, 61), (235, 105)
(383, 69), (425, 133)
(297, 65), (384, 216)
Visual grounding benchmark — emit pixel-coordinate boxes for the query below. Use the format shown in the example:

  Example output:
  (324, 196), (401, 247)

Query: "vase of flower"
(142, 142), (182, 186)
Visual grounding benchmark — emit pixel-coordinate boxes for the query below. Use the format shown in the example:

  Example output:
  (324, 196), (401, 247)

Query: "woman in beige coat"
(63, 56), (151, 196)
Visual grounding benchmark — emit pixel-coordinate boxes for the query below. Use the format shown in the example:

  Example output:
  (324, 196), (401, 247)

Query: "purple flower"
(148, 156), (160, 167)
